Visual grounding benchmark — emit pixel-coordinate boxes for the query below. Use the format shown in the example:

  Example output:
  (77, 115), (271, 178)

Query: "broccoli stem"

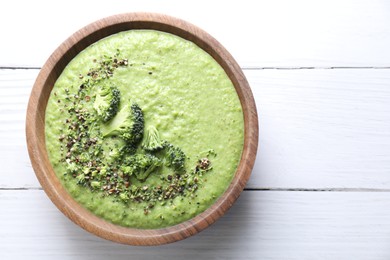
(142, 125), (163, 151)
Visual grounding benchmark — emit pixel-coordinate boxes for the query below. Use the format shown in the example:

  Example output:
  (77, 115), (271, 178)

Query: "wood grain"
(249, 69), (390, 190)
(2, 190), (390, 259)
(25, 13), (258, 245)
(1, 0), (390, 68)
(2, 0), (390, 258)
(4, 69), (390, 190)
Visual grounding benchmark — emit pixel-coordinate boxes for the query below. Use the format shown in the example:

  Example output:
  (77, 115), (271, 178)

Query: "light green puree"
(45, 30), (244, 229)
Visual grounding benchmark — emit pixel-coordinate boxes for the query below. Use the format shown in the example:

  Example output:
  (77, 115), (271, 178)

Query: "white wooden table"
(2, 0), (390, 259)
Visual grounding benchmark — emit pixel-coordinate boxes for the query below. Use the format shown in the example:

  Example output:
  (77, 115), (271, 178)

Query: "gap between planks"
(3, 67), (390, 193)
(3, 187), (390, 192)
(2, 66), (390, 70)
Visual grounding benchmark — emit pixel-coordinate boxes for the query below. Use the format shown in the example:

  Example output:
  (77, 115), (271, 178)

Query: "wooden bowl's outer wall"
(26, 13), (258, 246)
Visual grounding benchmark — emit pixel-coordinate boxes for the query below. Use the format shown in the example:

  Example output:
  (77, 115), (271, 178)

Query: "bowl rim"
(26, 12), (258, 246)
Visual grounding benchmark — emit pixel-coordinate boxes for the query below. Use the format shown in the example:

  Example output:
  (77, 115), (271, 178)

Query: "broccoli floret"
(93, 85), (120, 122)
(76, 173), (86, 184)
(120, 153), (162, 181)
(119, 191), (130, 202)
(109, 148), (120, 158)
(119, 142), (137, 157)
(142, 125), (163, 151)
(101, 103), (144, 143)
(164, 143), (186, 171)
(65, 159), (78, 173)
(108, 147), (121, 160)
(90, 181), (101, 190)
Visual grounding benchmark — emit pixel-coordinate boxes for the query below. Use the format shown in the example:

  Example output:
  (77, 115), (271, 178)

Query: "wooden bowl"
(26, 13), (258, 246)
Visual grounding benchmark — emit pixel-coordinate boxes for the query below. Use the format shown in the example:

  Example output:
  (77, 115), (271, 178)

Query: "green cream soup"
(45, 30), (244, 229)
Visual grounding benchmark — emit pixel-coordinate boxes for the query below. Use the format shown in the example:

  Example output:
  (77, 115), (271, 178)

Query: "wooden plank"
(0, 69), (40, 188)
(1, 0), (390, 68)
(2, 69), (390, 189)
(249, 68), (390, 189)
(1, 190), (390, 259)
